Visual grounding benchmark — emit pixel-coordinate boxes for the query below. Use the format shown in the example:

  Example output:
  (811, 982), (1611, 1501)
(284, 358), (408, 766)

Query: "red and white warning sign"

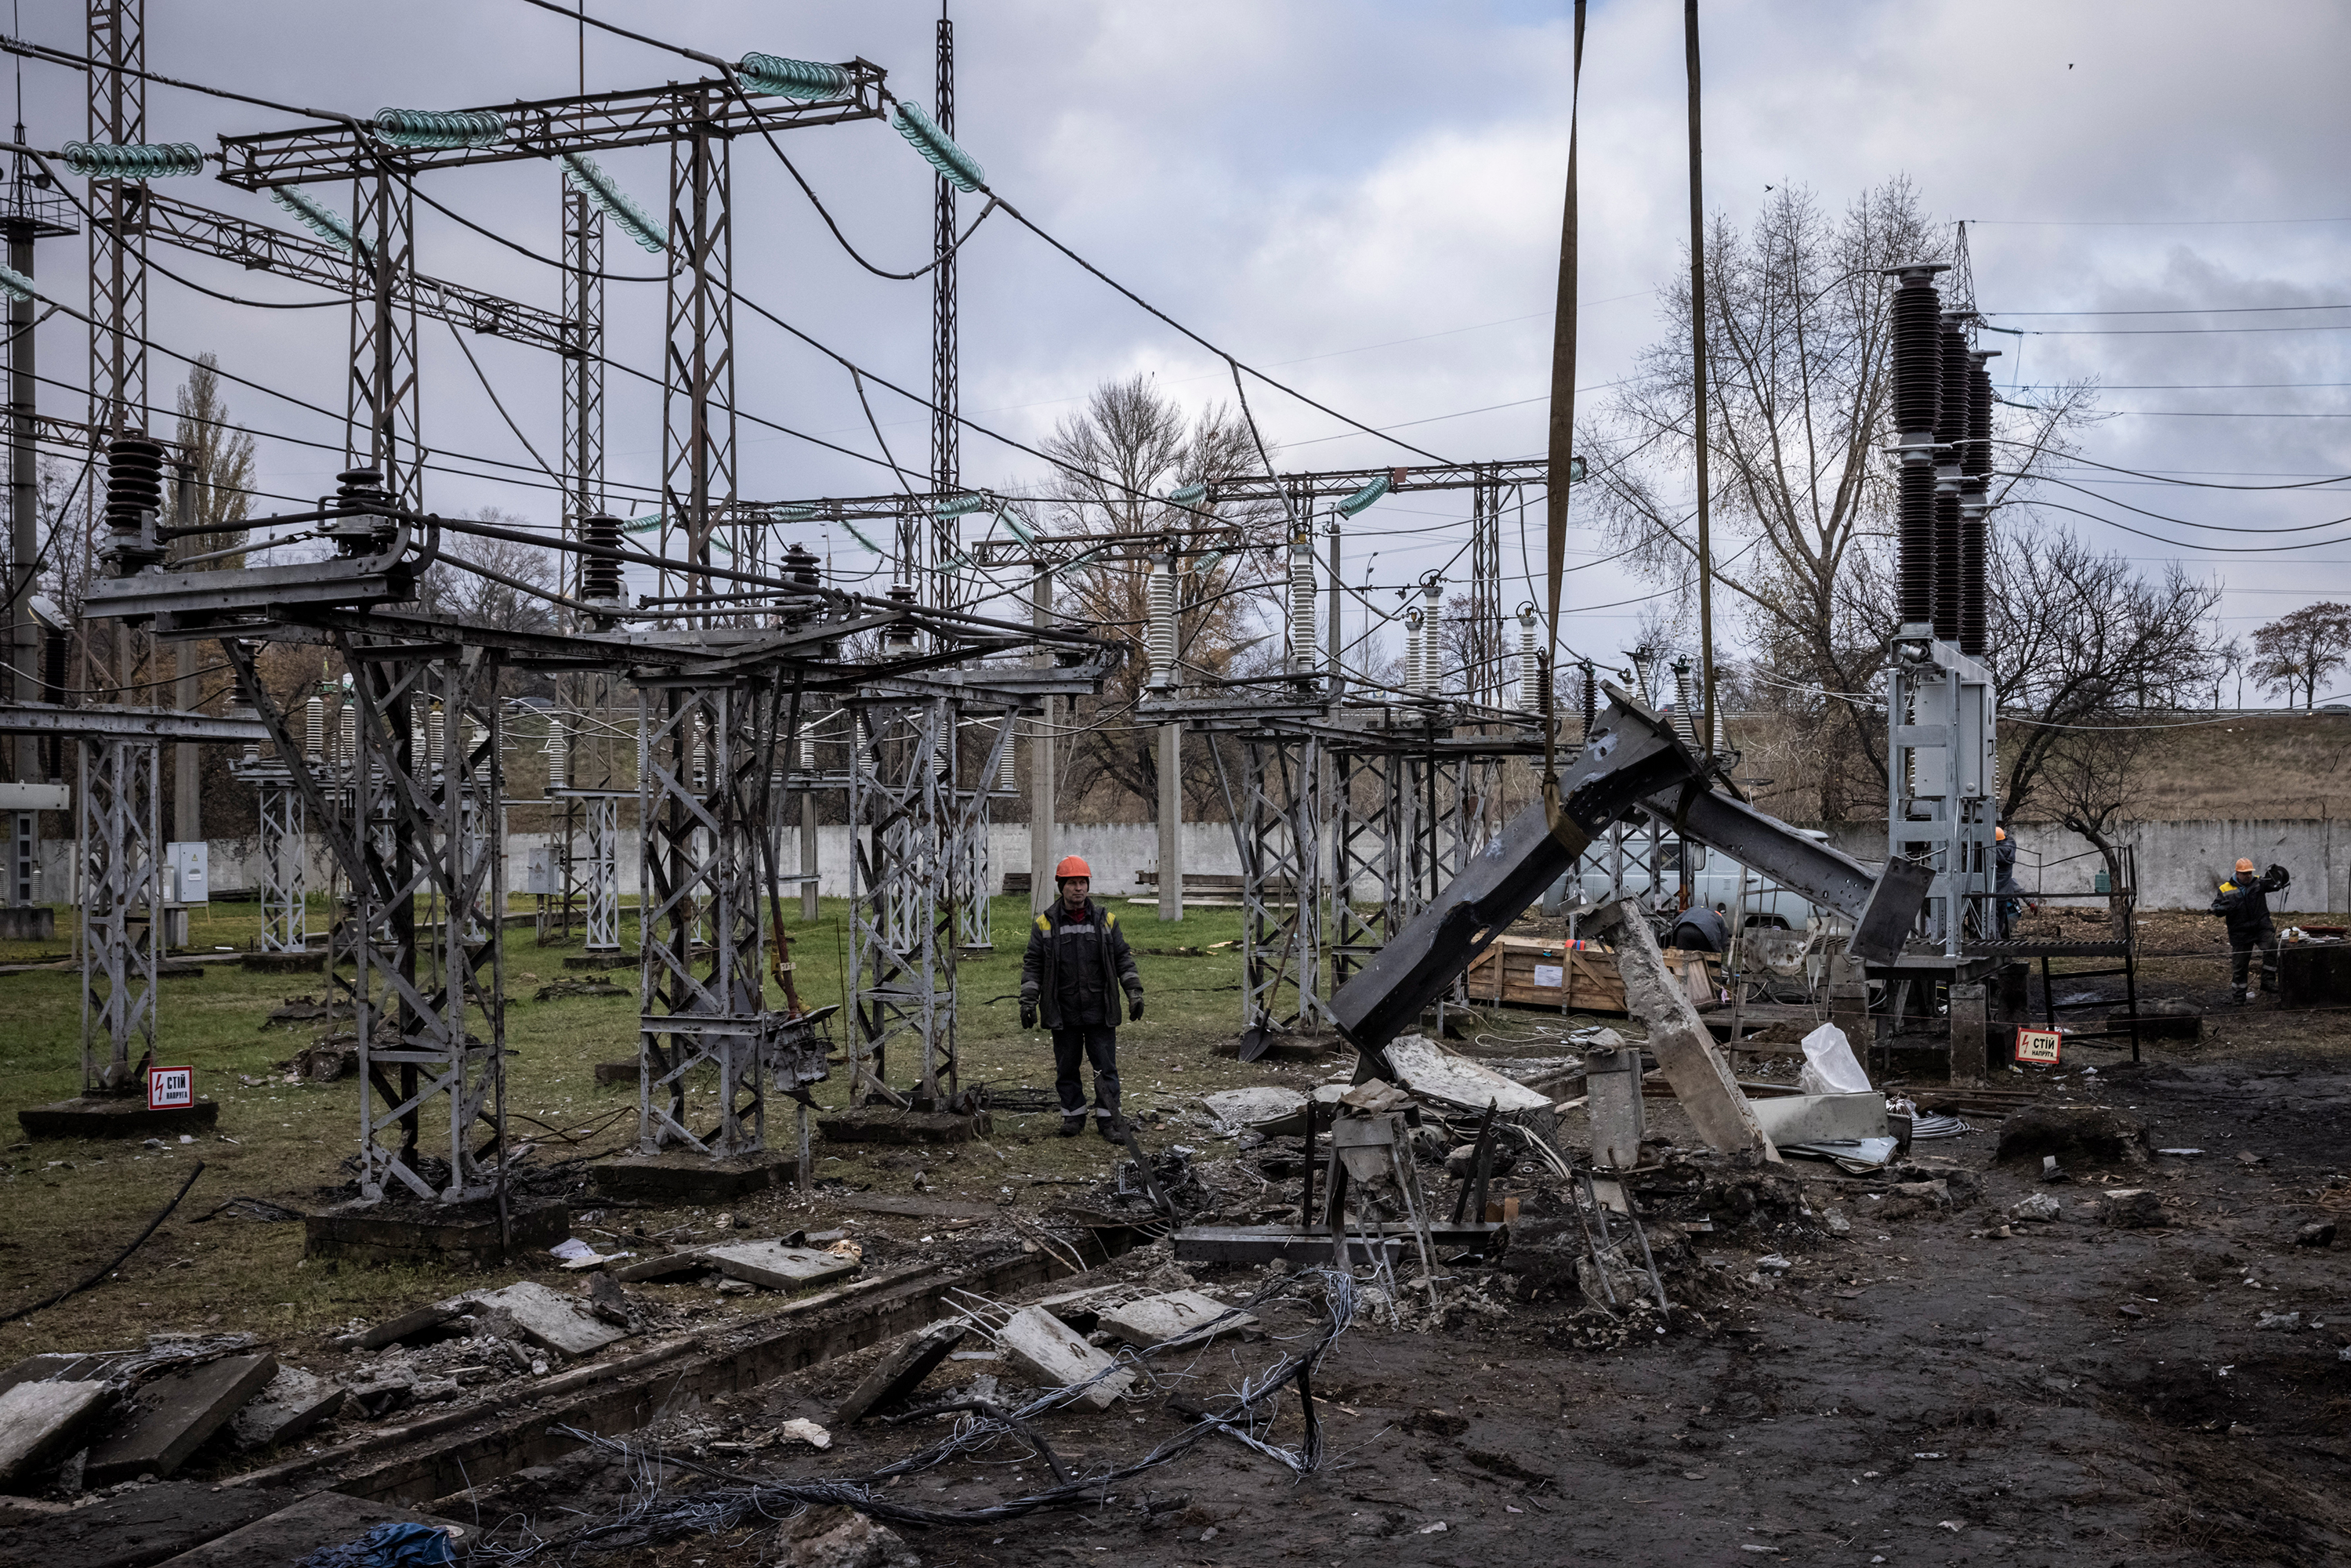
(2012, 1027), (2063, 1066)
(147, 1065), (194, 1109)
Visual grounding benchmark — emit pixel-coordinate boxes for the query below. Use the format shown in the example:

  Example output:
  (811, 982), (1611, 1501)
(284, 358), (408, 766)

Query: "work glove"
(1128, 996), (1145, 1023)
(1020, 1001), (1038, 1030)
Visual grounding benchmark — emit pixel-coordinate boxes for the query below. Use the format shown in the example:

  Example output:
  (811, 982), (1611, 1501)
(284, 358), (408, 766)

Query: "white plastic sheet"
(1796, 1022), (1871, 1096)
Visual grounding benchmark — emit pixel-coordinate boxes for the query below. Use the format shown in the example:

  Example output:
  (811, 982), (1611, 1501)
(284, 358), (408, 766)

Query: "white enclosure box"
(166, 842), (208, 904)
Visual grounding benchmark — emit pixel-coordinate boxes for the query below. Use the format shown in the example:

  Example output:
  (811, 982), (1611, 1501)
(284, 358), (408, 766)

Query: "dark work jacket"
(1021, 900), (1143, 1029)
(1994, 836), (2021, 896)
(2211, 878), (2277, 939)
(1671, 906), (1730, 953)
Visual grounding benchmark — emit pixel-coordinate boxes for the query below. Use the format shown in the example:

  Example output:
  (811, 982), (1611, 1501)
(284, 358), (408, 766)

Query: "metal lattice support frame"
(637, 678), (773, 1157)
(560, 186), (604, 578)
(846, 696), (960, 1106)
(660, 94), (737, 596)
(1330, 745), (1407, 991)
(347, 172), (422, 509)
(581, 793), (621, 954)
(230, 637), (508, 1203)
(953, 715), (1012, 956)
(255, 774), (306, 952)
(86, 0), (145, 437)
(1215, 733), (1328, 1034)
(78, 735), (158, 1093)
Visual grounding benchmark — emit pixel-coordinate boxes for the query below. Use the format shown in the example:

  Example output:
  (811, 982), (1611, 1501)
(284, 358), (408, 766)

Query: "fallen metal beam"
(1328, 690), (1935, 1058)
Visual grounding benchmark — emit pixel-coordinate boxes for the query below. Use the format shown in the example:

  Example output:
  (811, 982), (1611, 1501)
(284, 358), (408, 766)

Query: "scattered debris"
(1994, 1105), (2151, 1167)
(834, 1320), (969, 1426)
(2010, 1193), (2063, 1223)
(2296, 1221), (2337, 1248)
(997, 1306), (1134, 1410)
(2100, 1190), (2166, 1229)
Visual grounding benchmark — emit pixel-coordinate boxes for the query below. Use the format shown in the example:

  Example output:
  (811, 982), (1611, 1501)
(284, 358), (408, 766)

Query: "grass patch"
(0, 893), (1346, 1352)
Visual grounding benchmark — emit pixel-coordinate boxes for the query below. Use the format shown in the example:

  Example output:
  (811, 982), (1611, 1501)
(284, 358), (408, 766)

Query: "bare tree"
(2034, 716), (2149, 940)
(1036, 377), (1284, 820)
(1578, 179), (2096, 820)
(415, 509), (557, 635)
(1991, 530), (2219, 824)
(2248, 602), (2351, 710)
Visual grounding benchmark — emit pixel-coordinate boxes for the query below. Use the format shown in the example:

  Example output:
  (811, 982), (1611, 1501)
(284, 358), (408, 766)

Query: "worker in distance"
(2211, 856), (2289, 1005)
(1020, 855), (1145, 1139)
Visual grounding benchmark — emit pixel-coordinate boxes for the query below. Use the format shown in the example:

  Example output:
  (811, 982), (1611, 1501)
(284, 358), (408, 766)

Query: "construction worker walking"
(2211, 856), (2289, 1005)
(1020, 856), (1145, 1139)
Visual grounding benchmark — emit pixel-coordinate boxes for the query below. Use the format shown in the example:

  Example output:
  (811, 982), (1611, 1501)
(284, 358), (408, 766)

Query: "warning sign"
(2012, 1027), (2063, 1066)
(147, 1065), (194, 1109)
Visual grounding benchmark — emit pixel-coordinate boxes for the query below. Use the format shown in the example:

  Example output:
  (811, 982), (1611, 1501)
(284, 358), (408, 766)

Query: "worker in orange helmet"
(1020, 855), (1144, 1139)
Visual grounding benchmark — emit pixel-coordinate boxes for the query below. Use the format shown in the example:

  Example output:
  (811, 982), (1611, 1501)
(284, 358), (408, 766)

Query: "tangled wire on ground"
(472, 1268), (1358, 1559)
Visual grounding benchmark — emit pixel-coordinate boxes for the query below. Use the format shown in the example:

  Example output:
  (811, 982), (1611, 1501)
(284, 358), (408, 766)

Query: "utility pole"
(1157, 548), (1182, 922)
(1685, 0), (1715, 753)
(4, 124), (67, 906)
(1028, 563), (1055, 914)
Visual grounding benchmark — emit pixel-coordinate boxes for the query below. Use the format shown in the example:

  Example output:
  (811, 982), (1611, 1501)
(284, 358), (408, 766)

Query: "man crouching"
(1020, 855), (1144, 1139)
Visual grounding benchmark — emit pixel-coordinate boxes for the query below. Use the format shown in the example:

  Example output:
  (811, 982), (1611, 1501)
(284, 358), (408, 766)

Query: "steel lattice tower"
(929, 9), (958, 600)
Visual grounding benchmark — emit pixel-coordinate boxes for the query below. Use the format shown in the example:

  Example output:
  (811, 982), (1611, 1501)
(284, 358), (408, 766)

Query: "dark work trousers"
(2231, 925), (2281, 992)
(1052, 1025), (1120, 1119)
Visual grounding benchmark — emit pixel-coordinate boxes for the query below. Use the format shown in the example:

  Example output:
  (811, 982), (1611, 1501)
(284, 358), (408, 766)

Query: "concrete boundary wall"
(26, 816), (2345, 914)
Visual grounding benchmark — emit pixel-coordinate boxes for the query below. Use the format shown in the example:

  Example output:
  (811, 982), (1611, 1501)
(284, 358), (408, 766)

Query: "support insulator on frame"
(1288, 527), (1319, 679)
(1146, 550), (1178, 691)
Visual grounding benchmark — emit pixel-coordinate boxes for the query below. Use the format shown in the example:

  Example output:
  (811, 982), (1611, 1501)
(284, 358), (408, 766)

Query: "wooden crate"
(1465, 936), (1627, 1013)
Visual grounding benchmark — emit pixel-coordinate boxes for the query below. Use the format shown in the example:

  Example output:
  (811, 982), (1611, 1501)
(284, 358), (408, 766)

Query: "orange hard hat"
(1994, 826), (2006, 841)
(1055, 855), (1092, 882)
(2236, 857), (2256, 875)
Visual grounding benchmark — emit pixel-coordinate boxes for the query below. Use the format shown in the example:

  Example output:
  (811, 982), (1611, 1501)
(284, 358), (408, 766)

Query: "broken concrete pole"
(998, 1306), (1134, 1410)
(833, 1320), (968, 1426)
(610, 1250), (712, 1284)
(1592, 900), (1779, 1162)
(1096, 1291), (1256, 1348)
(452, 1281), (628, 1358)
(0, 1379), (109, 1487)
(85, 1353), (277, 1486)
(703, 1240), (862, 1293)
(228, 1365), (346, 1452)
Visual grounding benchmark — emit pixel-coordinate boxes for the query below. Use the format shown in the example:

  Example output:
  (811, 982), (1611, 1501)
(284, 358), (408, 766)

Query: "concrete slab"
(85, 1354), (276, 1487)
(998, 1306), (1133, 1409)
(16, 1099), (219, 1141)
(609, 1250), (714, 1284)
(1746, 1091), (1889, 1148)
(1385, 1035), (1554, 1115)
(0, 1380), (110, 1488)
(328, 1303), (460, 1353)
(226, 1367), (343, 1452)
(816, 1109), (989, 1144)
(452, 1282), (627, 1359)
(0, 1354), (107, 1398)
(1096, 1291), (1257, 1348)
(832, 1320), (967, 1425)
(703, 1240), (861, 1293)
(150, 1491), (463, 1568)
(303, 1197), (567, 1269)
(237, 951), (322, 974)
(589, 1148), (798, 1203)
(0, 1479), (306, 1568)
(1027, 1284), (1138, 1334)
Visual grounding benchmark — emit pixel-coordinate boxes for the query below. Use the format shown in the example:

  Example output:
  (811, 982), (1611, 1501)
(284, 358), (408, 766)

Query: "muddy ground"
(422, 1012), (2351, 1568)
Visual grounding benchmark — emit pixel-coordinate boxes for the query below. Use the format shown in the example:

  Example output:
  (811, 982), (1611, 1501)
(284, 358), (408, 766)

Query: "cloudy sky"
(13, 1), (2349, 691)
